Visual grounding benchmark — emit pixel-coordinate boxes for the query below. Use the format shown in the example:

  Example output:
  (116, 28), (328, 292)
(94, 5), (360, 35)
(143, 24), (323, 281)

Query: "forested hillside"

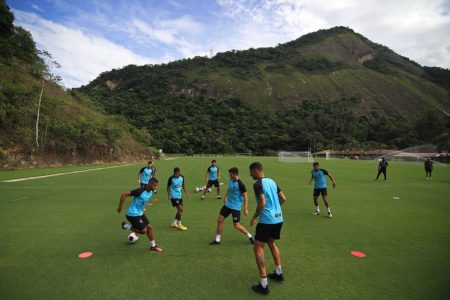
(0, 1), (155, 168)
(79, 27), (449, 154)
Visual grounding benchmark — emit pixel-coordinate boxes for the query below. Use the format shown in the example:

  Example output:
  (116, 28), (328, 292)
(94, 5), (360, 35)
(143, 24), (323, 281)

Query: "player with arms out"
(309, 162), (336, 218)
(249, 162), (287, 295)
(201, 159), (221, 200)
(210, 167), (254, 245)
(138, 161), (156, 188)
(117, 178), (163, 252)
(167, 167), (190, 231)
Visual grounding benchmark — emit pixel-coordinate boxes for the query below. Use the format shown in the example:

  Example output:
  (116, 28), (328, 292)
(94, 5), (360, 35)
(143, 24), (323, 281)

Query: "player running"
(138, 161), (156, 188)
(375, 157), (388, 181)
(201, 159), (221, 199)
(424, 158), (433, 180)
(309, 162), (336, 218)
(249, 162), (286, 295)
(167, 167), (190, 231)
(210, 167), (254, 245)
(117, 178), (163, 252)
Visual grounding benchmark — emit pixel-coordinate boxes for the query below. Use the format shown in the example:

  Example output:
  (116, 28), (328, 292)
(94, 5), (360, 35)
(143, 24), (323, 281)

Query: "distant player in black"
(375, 157), (389, 181)
(201, 159), (221, 200)
(424, 158), (433, 180)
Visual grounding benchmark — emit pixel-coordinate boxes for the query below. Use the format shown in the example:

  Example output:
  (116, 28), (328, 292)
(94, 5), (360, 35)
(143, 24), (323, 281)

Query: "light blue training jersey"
(225, 179), (246, 211)
(253, 177), (283, 224)
(126, 187), (154, 216)
(207, 165), (219, 180)
(167, 175), (184, 199)
(311, 169), (329, 189)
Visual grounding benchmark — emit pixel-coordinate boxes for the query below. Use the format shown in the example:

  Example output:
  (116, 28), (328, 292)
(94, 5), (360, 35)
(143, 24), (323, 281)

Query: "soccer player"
(209, 167), (254, 245)
(138, 161), (156, 188)
(117, 177), (163, 252)
(201, 159), (221, 199)
(424, 158), (433, 179)
(167, 167), (190, 231)
(309, 162), (336, 218)
(375, 157), (389, 181)
(249, 162), (286, 295)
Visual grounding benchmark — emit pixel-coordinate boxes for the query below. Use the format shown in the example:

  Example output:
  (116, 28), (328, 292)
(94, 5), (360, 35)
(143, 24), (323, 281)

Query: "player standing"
(309, 162), (336, 218)
(249, 162), (286, 295)
(210, 167), (254, 245)
(138, 161), (156, 188)
(167, 167), (190, 231)
(201, 159), (221, 199)
(375, 157), (388, 181)
(424, 158), (433, 179)
(117, 178), (163, 252)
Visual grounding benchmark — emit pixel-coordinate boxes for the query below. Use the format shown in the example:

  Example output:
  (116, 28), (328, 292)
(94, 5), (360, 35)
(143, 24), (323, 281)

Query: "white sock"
(316, 206), (320, 212)
(260, 277), (268, 288)
(173, 219), (178, 224)
(327, 207), (331, 213)
(216, 234), (221, 242)
(246, 232), (252, 238)
(275, 265), (282, 275)
(124, 223), (132, 230)
(178, 220), (182, 225)
(150, 240), (156, 247)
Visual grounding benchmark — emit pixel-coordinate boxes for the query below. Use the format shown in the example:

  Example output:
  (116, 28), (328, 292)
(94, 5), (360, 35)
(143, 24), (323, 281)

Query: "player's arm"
(243, 192), (249, 216)
(309, 176), (313, 185)
(182, 176), (190, 199)
(167, 177), (172, 199)
(278, 191), (286, 205)
(117, 191), (131, 213)
(251, 193), (266, 226)
(137, 171), (141, 184)
(153, 167), (157, 177)
(327, 173), (336, 188)
(204, 168), (209, 182)
(224, 189), (229, 203)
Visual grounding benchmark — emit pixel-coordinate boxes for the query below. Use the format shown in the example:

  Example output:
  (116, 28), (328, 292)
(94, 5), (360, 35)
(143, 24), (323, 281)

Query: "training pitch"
(0, 157), (449, 299)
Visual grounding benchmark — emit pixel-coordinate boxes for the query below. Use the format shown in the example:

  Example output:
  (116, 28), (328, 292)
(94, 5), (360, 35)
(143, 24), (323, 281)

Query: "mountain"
(0, 1), (155, 168)
(78, 26), (449, 154)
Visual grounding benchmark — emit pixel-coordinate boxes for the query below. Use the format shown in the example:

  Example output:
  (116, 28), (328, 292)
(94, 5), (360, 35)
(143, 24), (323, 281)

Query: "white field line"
(1, 164), (134, 183)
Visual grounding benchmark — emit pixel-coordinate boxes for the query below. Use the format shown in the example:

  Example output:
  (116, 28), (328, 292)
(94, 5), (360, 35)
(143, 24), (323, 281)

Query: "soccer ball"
(128, 232), (138, 243)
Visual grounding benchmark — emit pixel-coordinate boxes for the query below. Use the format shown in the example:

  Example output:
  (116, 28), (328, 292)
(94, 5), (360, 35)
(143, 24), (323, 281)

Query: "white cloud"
(30, 3), (45, 13)
(13, 9), (154, 88)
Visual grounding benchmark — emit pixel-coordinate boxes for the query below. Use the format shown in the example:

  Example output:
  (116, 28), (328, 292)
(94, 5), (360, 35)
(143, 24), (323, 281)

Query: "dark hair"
(212, 159), (216, 163)
(147, 160), (152, 164)
(249, 162), (263, 171)
(174, 167), (180, 173)
(149, 177), (158, 184)
(313, 162), (319, 166)
(228, 167), (239, 175)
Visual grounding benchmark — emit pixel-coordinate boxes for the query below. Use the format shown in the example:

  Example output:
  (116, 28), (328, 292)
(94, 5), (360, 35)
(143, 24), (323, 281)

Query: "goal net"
(278, 151), (314, 163)
(236, 152), (252, 157)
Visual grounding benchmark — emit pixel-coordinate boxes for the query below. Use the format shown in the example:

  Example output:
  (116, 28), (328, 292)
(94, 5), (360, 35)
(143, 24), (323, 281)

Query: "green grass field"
(1, 157), (449, 299)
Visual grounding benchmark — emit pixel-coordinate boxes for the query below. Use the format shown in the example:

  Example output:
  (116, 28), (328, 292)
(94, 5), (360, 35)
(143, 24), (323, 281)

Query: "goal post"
(278, 151), (314, 163)
(236, 152), (252, 157)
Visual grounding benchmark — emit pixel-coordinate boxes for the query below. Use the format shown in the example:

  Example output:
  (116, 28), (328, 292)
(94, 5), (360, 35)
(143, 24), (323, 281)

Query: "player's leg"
(322, 190), (332, 218)
(202, 181), (212, 199)
(210, 207), (228, 244)
(143, 216), (162, 252)
(383, 169), (387, 181)
(215, 181), (221, 199)
(313, 191), (320, 215)
(267, 237), (284, 281)
(375, 169), (381, 180)
(252, 223), (269, 294)
(176, 204), (188, 230)
(231, 210), (254, 244)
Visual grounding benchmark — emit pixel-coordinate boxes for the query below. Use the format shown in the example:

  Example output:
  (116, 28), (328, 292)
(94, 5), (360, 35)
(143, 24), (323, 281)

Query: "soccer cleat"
(209, 240), (220, 245)
(150, 246), (163, 252)
(249, 237), (255, 244)
(313, 211), (320, 216)
(216, 195), (221, 199)
(121, 221), (129, 230)
(252, 283), (269, 295)
(171, 223), (179, 229)
(328, 212), (333, 218)
(268, 271), (284, 281)
(177, 224), (188, 231)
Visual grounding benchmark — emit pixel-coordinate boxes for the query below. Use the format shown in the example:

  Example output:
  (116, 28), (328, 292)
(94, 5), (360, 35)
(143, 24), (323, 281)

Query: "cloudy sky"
(7, 0), (450, 88)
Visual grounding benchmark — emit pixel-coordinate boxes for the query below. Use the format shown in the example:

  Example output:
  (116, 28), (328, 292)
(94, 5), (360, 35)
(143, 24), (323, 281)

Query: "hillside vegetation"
(0, 1), (155, 168)
(79, 27), (449, 154)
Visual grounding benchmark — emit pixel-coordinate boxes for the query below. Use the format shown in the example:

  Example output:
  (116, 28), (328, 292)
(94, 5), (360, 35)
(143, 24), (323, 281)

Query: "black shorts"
(425, 168), (432, 172)
(255, 222), (283, 243)
(206, 179), (220, 188)
(219, 205), (241, 223)
(171, 198), (183, 207)
(126, 214), (149, 230)
(313, 188), (328, 197)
